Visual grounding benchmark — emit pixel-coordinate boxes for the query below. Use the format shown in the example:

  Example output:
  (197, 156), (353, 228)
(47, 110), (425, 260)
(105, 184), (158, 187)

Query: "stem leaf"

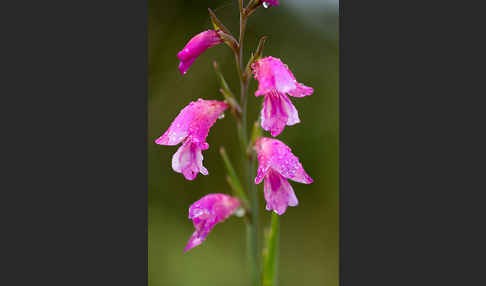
(245, 36), (268, 80)
(208, 8), (232, 36)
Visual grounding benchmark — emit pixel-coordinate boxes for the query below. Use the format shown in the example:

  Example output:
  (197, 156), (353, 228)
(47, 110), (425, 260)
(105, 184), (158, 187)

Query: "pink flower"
(254, 137), (313, 215)
(185, 194), (241, 252)
(252, 56), (314, 136)
(155, 99), (228, 180)
(177, 30), (223, 75)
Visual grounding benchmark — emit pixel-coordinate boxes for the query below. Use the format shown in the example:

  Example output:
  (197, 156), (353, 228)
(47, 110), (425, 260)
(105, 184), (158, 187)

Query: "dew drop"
(218, 113), (225, 119)
(235, 208), (245, 217)
(263, 1), (269, 8)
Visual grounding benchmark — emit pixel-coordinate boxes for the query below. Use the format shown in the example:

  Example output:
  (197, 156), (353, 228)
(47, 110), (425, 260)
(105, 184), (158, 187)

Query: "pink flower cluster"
(155, 2), (314, 252)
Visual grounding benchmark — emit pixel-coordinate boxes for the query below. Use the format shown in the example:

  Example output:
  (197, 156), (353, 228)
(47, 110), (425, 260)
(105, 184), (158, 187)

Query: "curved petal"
(187, 99), (228, 145)
(171, 140), (207, 180)
(252, 57), (296, 96)
(155, 99), (228, 147)
(185, 194), (240, 252)
(263, 169), (298, 215)
(177, 30), (223, 75)
(255, 162), (269, 184)
(255, 137), (313, 184)
(288, 82), (314, 98)
(260, 93), (287, 137)
(252, 56), (314, 99)
(281, 93), (300, 126)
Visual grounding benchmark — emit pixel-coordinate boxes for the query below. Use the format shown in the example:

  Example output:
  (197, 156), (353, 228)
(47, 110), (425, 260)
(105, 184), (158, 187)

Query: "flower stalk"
(235, 3), (261, 286)
(263, 212), (279, 286)
(158, 1), (315, 286)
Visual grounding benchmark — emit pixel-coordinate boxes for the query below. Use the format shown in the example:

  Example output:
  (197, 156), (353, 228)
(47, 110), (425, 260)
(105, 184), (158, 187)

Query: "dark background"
(149, 1), (339, 285)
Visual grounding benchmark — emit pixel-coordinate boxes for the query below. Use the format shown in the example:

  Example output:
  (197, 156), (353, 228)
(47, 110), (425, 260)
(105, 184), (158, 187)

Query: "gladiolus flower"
(185, 193), (241, 252)
(254, 137), (313, 215)
(177, 30), (223, 75)
(155, 99), (228, 180)
(252, 56), (314, 136)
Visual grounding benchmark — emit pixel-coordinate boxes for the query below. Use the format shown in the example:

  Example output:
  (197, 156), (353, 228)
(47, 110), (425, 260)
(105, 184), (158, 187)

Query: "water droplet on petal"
(263, 1), (269, 8)
(218, 113), (225, 119)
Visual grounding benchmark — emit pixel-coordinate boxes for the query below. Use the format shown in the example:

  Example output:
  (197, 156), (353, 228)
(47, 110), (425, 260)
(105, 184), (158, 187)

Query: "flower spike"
(252, 56), (314, 136)
(177, 30), (223, 75)
(155, 99), (228, 180)
(254, 137), (313, 215)
(185, 194), (241, 252)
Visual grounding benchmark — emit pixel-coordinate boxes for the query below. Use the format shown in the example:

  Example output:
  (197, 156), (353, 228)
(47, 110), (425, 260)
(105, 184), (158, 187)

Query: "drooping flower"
(254, 137), (313, 215)
(155, 99), (228, 180)
(185, 193), (241, 252)
(177, 30), (223, 75)
(252, 56), (314, 136)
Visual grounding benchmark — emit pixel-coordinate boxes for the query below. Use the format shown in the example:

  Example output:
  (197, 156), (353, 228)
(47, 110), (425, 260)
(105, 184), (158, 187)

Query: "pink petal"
(255, 137), (313, 184)
(177, 30), (223, 75)
(156, 99), (227, 180)
(155, 99), (228, 147)
(260, 92), (288, 137)
(263, 169), (298, 215)
(185, 194), (240, 252)
(287, 82), (314, 98)
(252, 56), (313, 97)
(253, 57), (296, 96)
(260, 92), (300, 137)
(171, 140), (207, 181)
(281, 93), (300, 126)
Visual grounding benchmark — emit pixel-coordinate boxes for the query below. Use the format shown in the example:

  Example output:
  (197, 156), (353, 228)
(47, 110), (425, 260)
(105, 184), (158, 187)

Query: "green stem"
(248, 152), (260, 286)
(234, 3), (260, 286)
(220, 147), (249, 209)
(263, 212), (279, 286)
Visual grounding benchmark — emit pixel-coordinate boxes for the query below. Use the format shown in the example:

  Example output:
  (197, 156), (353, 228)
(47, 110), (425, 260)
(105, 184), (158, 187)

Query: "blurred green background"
(149, 1), (338, 285)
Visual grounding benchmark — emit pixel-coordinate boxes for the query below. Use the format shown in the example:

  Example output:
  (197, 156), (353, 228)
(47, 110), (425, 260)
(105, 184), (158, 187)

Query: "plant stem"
(248, 151), (260, 286)
(234, 3), (260, 286)
(263, 213), (279, 286)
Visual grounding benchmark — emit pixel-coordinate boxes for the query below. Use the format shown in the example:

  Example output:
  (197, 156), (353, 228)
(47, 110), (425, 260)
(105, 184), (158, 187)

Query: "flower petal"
(252, 56), (313, 98)
(253, 57), (296, 96)
(263, 169), (298, 215)
(177, 30), (223, 75)
(287, 82), (314, 98)
(171, 140), (207, 180)
(281, 93), (300, 126)
(255, 137), (313, 184)
(260, 92), (291, 137)
(155, 99), (228, 147)
(185, 194), (240, 252)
